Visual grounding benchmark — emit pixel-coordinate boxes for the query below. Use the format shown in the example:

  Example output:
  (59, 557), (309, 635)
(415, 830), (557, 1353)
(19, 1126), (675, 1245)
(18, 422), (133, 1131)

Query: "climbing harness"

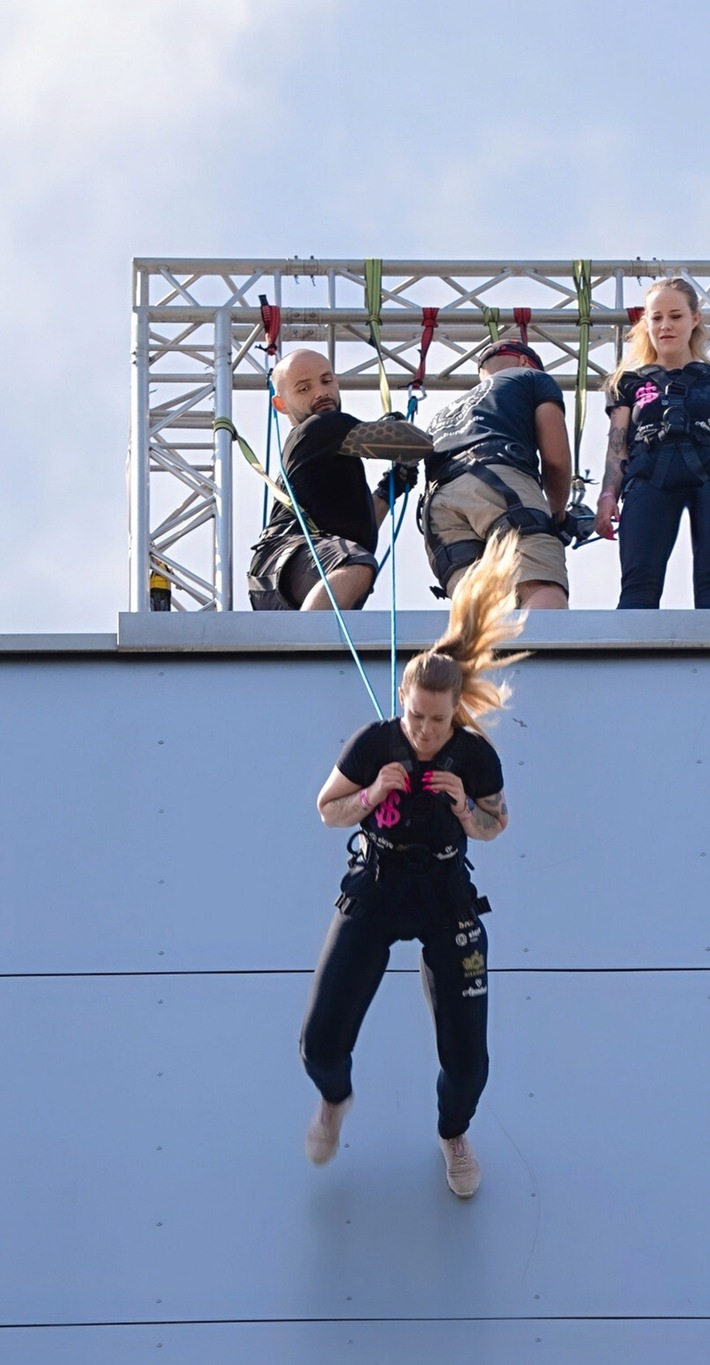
(420, 449), (561, 595)
(631, 364), (710, 487)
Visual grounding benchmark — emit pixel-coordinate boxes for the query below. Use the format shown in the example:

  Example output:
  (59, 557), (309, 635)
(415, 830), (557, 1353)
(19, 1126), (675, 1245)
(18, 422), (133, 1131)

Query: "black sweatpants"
(300, 859), (489, 1140)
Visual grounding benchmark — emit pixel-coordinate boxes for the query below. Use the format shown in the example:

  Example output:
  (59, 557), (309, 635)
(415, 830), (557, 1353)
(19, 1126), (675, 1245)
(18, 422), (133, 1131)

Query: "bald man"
(248, 350), (432, 610)
(422, 340), (572, 609)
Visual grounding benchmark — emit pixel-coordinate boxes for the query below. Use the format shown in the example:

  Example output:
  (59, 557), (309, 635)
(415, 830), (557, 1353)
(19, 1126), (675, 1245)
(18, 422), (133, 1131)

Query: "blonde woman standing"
(596, 277), (710, 607)
(300, 534), (523, 1199)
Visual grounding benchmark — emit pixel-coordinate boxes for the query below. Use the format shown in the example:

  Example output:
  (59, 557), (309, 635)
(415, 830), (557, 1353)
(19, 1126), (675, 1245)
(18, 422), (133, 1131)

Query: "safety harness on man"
(419, 443), (558, 595)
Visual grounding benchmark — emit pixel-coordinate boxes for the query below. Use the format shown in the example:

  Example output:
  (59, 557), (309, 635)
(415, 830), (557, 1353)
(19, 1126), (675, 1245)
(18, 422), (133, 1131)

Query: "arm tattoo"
(327, 792), (360, 818)
(471, 807), (499, 832)
(340, 421), (432, 463)
(601, 422), (628, 494)
(609, 426), (627, 456)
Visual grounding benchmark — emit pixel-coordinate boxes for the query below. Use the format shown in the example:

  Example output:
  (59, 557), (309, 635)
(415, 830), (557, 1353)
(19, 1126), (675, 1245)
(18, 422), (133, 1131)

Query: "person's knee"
(340, 562), (376, 598)
(517, 579), (568, 609)
(302, 560), (375, 610)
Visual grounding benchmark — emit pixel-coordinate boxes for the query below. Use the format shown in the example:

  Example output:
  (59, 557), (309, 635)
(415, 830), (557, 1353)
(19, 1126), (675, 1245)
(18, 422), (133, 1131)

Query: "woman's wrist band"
(598, 491), (617, 501)
(359, 788), (373, 811)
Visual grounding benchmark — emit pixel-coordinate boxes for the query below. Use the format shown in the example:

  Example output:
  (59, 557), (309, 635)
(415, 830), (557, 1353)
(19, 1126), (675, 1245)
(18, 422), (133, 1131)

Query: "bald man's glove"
(373, 462), (420, 503)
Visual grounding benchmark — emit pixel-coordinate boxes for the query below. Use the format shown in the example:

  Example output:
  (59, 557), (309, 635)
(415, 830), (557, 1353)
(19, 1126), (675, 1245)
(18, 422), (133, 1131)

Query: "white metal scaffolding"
(128, 257), (710, 611)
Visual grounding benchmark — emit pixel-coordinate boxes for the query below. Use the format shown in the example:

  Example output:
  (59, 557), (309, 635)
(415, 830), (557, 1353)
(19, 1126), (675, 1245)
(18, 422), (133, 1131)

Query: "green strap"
(573, 259), (592, 477)
(483, 306), (500, 341)
(364, 258), (392, 414)
(213, 417), (317, 530)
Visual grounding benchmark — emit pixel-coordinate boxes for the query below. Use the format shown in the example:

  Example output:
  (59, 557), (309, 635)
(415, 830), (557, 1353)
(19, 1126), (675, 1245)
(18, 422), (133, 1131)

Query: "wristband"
(359, 788), (373, 811)
(598, 491), (617, 501)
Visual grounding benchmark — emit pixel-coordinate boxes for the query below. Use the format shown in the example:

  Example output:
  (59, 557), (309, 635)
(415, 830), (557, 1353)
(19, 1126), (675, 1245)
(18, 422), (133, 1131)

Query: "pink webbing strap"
(259, 295), (281, 356)
(514, 307), (531, 344)
(412, 307), (439, 387)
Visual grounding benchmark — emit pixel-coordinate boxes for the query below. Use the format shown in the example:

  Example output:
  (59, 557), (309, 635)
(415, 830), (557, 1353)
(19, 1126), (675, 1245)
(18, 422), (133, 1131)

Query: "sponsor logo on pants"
(462, 980), (487, 998)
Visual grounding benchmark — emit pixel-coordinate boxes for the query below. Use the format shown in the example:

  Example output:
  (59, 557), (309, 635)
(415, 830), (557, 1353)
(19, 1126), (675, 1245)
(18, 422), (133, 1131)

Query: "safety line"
(364, 258), (392, 414)
(261, 376), (275, 530)
(483, 306), (500, 341)
(573, 258), (592, 479)
(213, 417), (299, 519)
(377, 491), (408, 573)
(269, 382), (386, 720)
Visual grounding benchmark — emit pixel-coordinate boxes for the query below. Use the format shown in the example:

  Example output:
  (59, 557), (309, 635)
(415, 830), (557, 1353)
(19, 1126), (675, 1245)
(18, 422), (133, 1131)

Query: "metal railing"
(128, 257), (710, 611)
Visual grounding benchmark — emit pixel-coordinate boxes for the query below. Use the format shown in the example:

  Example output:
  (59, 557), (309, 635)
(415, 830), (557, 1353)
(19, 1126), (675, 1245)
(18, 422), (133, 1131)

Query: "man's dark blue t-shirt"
(426, 367), (565, 481)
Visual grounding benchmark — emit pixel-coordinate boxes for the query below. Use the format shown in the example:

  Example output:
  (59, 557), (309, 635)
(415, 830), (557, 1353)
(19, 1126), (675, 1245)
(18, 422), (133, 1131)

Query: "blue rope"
(262, 373), (275, 530)
(267, 380), (385, 721)
(376, 490), (408, 575)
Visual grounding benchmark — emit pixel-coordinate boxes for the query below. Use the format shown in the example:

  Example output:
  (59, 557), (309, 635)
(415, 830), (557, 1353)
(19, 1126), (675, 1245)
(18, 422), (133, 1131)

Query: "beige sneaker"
(305, 1094), (353, 1165)
(438, 1134), (481, 1198)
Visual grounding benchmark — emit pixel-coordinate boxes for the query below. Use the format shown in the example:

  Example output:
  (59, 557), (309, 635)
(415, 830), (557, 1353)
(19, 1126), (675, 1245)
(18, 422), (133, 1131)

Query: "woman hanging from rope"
(300, 532), (524, 1198)
(595, 277), (710, 607)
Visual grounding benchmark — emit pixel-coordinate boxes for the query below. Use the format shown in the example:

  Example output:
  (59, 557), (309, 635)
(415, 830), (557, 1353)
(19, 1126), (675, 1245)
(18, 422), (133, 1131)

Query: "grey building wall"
(1, 614), (708, 1362)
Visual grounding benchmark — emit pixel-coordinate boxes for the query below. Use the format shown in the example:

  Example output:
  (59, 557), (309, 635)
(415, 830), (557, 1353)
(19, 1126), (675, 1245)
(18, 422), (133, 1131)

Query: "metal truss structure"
(129, 257), (710, 610)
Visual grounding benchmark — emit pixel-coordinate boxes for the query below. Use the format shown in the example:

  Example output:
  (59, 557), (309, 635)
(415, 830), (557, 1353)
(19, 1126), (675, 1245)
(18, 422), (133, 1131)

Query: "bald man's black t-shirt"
(266, 411), (378, 552)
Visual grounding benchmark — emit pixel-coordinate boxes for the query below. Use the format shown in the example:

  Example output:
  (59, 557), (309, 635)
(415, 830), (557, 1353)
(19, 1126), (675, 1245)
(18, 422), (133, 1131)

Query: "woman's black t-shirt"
(337, 718), (503, 859)
(606, 362), (710, 456)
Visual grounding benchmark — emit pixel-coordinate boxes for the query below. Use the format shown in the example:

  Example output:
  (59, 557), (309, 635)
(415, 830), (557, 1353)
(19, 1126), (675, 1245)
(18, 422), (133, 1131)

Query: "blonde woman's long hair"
(400, 532), (525, 734)
(607, 277), (709, 397)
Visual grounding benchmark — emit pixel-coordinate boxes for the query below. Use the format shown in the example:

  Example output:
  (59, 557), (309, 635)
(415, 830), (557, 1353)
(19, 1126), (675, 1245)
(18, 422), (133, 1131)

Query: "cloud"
(0, 0), (330, 204)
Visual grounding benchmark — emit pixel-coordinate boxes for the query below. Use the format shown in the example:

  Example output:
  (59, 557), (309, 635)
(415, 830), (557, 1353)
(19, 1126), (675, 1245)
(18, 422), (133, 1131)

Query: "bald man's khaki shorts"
(425, 465), (569, 594)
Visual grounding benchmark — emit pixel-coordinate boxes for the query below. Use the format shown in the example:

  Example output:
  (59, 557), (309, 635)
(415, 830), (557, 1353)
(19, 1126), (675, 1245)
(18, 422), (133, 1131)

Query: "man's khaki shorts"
(425, 465), (569, 595)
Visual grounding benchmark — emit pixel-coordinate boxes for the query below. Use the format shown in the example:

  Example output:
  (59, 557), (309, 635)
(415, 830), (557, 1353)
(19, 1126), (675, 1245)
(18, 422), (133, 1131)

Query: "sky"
(2, 0), (708, 632)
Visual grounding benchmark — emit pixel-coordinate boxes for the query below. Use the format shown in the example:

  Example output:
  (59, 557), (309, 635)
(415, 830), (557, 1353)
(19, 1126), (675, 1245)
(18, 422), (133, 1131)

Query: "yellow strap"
(573, 259), (592, 476)
(213, 419), (318, 531)
(364, 258), (392, 414)
(483, 306), (500, 341)
(214, 417), (293, 511)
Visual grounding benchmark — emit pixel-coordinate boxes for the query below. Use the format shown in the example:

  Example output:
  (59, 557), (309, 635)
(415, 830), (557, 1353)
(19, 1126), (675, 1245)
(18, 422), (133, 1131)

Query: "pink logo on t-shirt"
(635, 382), (659, 410)
(374, 791), (401, 829)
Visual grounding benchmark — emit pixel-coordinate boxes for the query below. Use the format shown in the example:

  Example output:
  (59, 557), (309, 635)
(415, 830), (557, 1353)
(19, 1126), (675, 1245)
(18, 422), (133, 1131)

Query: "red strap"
(259, 296), (281, 356)
(412, 307), (439, 387)
(627, 307), (644, 325)
(514, 307), (531, 344)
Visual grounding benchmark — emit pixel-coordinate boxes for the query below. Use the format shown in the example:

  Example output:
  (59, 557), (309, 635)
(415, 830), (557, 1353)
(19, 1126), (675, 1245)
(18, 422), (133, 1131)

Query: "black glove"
(555, 512), (576, 547)
(556, 504), (595, 547)
(373, 462), (420, 503)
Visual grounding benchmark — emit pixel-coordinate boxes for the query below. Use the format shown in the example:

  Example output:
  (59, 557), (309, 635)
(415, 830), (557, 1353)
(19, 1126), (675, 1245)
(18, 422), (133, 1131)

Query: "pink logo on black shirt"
(635, 382), (659, 410)
(374, 792), (401, 828)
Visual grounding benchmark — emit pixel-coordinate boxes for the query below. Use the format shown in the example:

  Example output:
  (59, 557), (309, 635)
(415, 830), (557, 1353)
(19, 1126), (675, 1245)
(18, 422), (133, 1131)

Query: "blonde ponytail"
(401, 533), (526, 733)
